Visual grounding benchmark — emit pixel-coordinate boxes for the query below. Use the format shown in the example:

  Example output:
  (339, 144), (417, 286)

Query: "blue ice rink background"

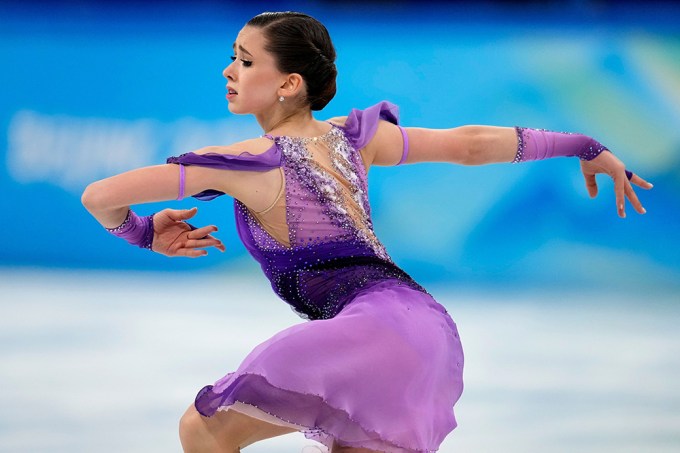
(1, 1), (679, 452)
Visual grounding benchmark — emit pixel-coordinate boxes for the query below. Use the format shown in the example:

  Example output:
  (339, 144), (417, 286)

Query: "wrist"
(106, 209), (155, 250)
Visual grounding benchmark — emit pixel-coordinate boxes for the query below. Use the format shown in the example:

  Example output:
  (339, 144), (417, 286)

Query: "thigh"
(183, 404), (297, 449)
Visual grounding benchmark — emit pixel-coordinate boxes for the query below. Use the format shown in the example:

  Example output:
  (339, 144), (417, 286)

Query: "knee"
(179, 405), (207, 449)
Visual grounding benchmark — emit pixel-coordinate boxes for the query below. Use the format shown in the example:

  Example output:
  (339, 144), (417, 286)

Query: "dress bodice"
(168, 101), (425, 319)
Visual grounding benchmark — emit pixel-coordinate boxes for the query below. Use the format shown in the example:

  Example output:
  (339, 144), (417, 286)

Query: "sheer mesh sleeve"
(342, 101), (408, 165)
(166, 145), (282, 200)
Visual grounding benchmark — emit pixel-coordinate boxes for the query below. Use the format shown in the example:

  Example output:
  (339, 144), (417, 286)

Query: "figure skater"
(81, 11), (652, 453)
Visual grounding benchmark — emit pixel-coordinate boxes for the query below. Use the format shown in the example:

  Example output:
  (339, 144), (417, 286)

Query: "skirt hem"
(196, 373), (444, 453)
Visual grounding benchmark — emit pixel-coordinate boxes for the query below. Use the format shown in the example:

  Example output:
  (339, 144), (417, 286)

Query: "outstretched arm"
(82, 163), (230, 256)
(364, 121), (652, 218)
(82, 138), (282, 256)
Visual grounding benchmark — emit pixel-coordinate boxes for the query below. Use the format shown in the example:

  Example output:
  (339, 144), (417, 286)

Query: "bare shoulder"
(193, 137), (274, 156)
(327, 116), (348, 127)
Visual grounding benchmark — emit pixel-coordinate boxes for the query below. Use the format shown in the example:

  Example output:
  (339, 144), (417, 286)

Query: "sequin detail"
(512, 126), (525, 163)
(578, 140), (608, 161)
(105, 209), (154, 250)
(105, 209), (134, 233)
(236, 124), (425, 320)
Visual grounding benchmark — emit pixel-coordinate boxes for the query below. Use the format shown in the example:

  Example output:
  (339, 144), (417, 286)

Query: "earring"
(279, 96), (285, 102)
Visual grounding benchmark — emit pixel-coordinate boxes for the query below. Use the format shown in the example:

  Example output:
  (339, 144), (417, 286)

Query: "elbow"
(458, 126), (513, 165)
(81, 181), (107, 213)
(458, 126), (487, 165)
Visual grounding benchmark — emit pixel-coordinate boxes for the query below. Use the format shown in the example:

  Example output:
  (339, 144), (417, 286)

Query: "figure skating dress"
(167, 101), (464, 453)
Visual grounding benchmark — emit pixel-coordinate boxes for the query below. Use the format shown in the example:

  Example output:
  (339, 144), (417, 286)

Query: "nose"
(223, 60), (236, 80)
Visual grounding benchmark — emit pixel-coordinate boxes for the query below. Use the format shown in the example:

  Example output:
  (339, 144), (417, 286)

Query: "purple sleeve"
(513, 127), (608, 162)
(166, 145), (282, 201)
(343, 101), (409, 165)
(106, 210), (154, 250)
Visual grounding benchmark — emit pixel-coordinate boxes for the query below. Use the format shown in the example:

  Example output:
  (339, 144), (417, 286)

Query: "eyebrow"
(232, 43), (253, 57)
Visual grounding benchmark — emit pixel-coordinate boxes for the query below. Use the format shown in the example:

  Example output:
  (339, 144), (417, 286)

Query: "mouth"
(227, 87), (238, 95)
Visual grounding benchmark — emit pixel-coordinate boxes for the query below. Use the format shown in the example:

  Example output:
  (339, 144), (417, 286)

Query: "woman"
(81, 11), (652, 453)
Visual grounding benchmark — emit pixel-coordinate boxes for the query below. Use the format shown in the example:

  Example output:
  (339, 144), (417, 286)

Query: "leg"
(331, 440), (380, 453)
(179, 404), (296, 453)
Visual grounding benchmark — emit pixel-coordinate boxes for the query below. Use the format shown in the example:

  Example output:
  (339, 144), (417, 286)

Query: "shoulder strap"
(165, 144), (282, 201)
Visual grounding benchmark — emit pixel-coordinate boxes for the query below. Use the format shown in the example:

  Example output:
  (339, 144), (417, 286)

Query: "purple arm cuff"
(397, 126), (409, 165)
(105, 210), (154, 250)
(177, 164), (186, 201)
(513, 127), (608, 163)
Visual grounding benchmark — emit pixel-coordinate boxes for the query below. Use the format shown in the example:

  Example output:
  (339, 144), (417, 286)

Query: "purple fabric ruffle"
(166, 147), (281, 200)
(195, 281), (464, 453)
(341, 101), (401, 150)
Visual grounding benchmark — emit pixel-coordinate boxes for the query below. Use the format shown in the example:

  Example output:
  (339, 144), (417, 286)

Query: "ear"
(278, 73), (305, 98)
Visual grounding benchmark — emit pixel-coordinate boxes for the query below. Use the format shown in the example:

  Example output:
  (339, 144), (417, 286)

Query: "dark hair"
(247, 12), (337, 111)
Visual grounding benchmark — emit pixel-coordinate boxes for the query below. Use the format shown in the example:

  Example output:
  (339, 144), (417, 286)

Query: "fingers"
(169, 237), (224, 257)
(613, 171), (627, 218)
(186, 225), (225, 252)
(186, 236), (225, 252)
(582, 156), (650, 218)
(629, 172), (654, 190)
(181, 207), (199, 220)
(615, 170), (649, 217)
(624, 181), (646, 215)
(175, 247), (210, 258)
(188, 224), (217, 239)
(583, 172), (599, 198)
(164, 207), (198, 221)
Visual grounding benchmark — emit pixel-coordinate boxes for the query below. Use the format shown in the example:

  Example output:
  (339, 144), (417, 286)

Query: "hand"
(151, 207), (226, 257)
(580, 151), (653, 218)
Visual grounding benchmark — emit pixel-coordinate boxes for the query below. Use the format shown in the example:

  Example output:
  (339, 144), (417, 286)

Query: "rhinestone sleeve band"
(512, 126), (525, 163)
(578, 140), (608, 161)
(105, 209), (154, 250)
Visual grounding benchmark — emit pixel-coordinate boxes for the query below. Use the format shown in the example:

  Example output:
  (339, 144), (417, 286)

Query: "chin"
(227, 103), (245, 115)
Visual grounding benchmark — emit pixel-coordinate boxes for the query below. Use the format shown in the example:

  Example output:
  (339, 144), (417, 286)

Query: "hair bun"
(247, 12), (337, 111)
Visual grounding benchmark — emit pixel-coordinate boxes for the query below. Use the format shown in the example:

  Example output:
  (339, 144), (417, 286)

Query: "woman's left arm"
(366, 122), (653, 218)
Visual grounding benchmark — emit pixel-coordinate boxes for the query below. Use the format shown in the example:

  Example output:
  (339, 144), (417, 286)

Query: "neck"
(257, 105), (318, 136)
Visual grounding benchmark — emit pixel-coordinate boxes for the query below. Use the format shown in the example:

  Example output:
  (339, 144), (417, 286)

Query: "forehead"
(234, 26), (266, 52)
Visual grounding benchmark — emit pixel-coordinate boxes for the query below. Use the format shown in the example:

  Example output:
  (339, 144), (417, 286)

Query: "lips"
(226, 86), (238, 101)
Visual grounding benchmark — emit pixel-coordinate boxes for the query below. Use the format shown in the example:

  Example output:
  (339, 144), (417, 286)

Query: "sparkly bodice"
(168, 102), (425, 320)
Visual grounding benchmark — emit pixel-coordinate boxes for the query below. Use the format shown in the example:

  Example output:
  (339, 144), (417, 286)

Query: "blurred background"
(1, 0), (679, 452)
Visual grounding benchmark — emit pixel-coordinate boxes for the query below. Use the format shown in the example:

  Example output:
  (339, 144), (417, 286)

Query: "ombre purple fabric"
(513, 127), (608, 162)
(167, 102), (464, 452)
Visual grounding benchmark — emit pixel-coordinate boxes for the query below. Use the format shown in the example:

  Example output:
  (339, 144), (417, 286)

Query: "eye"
(229, 55), (252, 67)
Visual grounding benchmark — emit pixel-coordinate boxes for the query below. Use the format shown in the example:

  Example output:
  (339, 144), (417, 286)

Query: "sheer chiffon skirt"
(195, 280), (464, 453)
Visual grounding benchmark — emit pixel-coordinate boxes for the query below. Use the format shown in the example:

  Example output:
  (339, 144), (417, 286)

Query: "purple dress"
(167, 102), (464, 453)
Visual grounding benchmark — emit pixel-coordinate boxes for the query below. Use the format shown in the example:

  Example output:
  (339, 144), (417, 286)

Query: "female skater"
(81, 11), (652, 453)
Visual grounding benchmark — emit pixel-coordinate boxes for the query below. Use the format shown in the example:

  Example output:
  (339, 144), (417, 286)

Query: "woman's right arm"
(81, 139), (279, 256)
(81, 163), (235, 256)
